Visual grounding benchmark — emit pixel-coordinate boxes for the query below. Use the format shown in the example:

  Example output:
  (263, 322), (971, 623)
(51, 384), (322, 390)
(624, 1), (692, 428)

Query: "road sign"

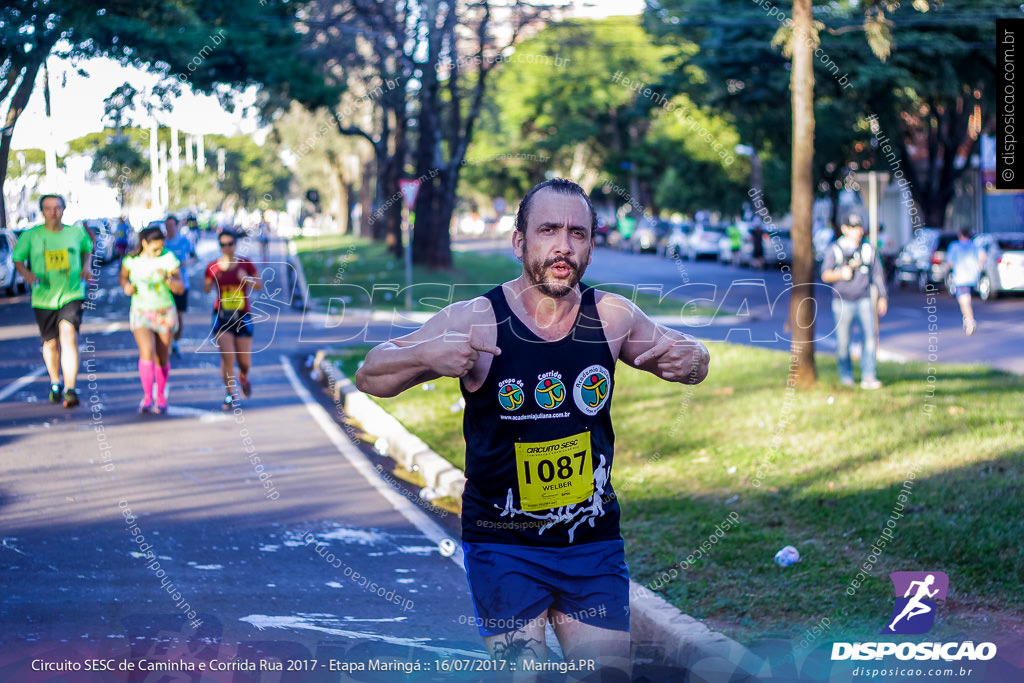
(399, 179), (421, 210)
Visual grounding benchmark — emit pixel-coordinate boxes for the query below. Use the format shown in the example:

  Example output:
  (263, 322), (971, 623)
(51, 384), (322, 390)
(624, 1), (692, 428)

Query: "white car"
(975, 233), (1024, 300)
(683, 224), (729, 260)
(456, 214), (486, 236)
(1, 229), (28, 295)
(495, 214), (516, 234)
(662, 223), (693, 258)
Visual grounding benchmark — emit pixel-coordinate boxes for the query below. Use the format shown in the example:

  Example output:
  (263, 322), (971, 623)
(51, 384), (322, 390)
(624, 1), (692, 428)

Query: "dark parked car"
(893, 228), (958, 291)
(627, 219), (675, 254)
(593, 216), (613, 246)
(1, 229), (28, 295)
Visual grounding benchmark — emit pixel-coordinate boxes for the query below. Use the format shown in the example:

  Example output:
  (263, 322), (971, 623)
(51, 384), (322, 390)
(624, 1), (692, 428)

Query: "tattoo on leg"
(492, 634), (543, 662)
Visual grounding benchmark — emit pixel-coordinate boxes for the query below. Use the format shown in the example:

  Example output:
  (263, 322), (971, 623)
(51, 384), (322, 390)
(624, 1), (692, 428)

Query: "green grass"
(296, 234), (719, 316)
(331, 345), (467, 471)
(329, 343), (1024, 645)
(295, 234), (522, 313)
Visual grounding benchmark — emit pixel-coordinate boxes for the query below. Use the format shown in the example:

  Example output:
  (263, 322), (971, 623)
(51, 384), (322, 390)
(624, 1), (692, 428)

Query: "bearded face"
(515, 190), (593, 299)
(523, 246), (583, 298)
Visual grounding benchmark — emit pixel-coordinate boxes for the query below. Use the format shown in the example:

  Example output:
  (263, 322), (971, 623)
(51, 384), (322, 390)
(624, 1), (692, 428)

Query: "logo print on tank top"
(497, 378), (525, 411)
(573, 364), (611, 416)
(534, 371), (566, 410)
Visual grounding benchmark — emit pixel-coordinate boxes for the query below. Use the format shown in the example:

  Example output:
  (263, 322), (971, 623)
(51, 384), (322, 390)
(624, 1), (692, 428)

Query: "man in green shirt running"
(12, 194), (93, 408)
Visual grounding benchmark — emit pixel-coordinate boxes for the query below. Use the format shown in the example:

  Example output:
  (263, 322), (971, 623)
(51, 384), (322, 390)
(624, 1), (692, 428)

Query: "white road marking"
(279, 356), (464, 568)
(240, 614), (484, 657)
(0, 367), (47, 402)
(164, 405), (229, 422)
(279, 355), (568, 660)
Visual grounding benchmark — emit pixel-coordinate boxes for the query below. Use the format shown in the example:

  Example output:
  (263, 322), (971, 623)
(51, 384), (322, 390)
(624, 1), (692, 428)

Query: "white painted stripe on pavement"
(240, 614), (484, 658)
(0, 366), (47, 402)
(279, 356), (464, 568)
(165, 405), (230, 422)
(103, 322), (123, 335)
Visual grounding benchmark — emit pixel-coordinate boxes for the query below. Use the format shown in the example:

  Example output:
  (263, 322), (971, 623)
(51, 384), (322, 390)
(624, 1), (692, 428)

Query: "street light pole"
(855, 170), (890, 344)
(398, 179), (421, 312)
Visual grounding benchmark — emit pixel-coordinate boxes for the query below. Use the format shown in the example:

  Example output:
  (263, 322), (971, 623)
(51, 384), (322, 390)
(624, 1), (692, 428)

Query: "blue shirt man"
(163, 215), (196, 353)
(945, 228), (985, 335)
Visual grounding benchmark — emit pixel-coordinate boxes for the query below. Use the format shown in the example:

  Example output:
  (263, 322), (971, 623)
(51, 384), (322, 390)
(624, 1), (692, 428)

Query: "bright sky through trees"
(10, 0), (643, 151)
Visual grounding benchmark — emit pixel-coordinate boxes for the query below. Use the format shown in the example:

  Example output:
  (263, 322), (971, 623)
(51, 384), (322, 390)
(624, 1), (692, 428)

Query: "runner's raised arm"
(355, 299), (500, 398)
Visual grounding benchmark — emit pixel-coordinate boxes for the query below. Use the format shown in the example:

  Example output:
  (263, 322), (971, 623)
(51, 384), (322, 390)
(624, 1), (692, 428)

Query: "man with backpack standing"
(821, 213), (888, 389)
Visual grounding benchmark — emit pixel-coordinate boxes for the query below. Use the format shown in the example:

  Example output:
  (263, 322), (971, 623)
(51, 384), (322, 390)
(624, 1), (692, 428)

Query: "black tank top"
(460, 284), (621, 547)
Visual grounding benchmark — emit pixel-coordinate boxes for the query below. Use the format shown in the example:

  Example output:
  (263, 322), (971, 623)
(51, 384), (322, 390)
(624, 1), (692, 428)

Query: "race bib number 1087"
(514, 432), (593, 512)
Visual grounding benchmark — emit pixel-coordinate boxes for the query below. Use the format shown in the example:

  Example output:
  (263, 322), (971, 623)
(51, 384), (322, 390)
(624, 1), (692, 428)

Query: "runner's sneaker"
(964, 318), (977, 336)
(139, 398), (153, 414)
(221, 393), (234, 410)
(49, 382), (63, 403)
(62, 388), (80, 408)
(239, 373), (251, 398)
(861, 378), (883, 390)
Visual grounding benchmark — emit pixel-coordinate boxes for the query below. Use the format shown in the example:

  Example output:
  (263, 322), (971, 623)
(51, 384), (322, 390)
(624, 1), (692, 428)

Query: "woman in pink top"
(203, 230), (262, 409)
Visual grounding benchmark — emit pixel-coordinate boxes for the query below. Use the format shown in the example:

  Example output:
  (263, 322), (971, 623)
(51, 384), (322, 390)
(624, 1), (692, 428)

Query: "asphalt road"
(455, 237), (1024, 375)
(0, 237), (498, 682)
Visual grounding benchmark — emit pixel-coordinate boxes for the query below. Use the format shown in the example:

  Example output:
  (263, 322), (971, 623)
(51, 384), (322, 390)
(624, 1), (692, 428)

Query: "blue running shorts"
(462, 539), (630, 637)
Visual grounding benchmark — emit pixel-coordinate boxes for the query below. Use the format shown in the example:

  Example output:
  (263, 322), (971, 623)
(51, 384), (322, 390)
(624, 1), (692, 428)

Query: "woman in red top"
(203, 231), (263, 409)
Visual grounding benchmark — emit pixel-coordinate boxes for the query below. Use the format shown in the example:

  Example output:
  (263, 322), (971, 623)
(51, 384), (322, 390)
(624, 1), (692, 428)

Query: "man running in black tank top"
(357, 178), (710, 681)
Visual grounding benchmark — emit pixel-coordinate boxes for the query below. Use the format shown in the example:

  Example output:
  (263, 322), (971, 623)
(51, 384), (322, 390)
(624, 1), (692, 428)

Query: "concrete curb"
(310, 351), (764, 679)
(286, 239), (308, 309)
(314, 351), (467, 502)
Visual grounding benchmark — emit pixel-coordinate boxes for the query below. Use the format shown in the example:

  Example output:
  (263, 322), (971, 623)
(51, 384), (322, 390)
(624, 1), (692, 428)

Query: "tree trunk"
(410, 0), (451, 269)
(378, 153), (402, 254)
(411, 103), (443, 267)
(873, 96), (978, 231)
(381, 110), (407, 257)
(325, 150), (348, 233)
(0, 58), (44, 229)
(788, 0), (817, 388)
(920, 196), (948, 227)
(826, 178), (841, 237)
(359, 157), (375, 239)
(412, 167), (456, 269)
(343, 180), (357, 236)
(750, 149), (764, 200)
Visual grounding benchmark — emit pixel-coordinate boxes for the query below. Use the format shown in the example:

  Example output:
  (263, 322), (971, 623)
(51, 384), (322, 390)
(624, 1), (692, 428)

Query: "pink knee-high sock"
(155, 364), (170, 407)
(139, 360), (155, 403)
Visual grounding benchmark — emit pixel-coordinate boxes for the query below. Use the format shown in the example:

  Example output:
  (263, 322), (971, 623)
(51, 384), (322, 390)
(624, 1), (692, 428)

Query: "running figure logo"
(884, 571), (949, 635)
(534, 372), (566, 410)
(581, 374), (607, 405)
(497, 379), (525, 411)
(573, 364), (612, 416)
